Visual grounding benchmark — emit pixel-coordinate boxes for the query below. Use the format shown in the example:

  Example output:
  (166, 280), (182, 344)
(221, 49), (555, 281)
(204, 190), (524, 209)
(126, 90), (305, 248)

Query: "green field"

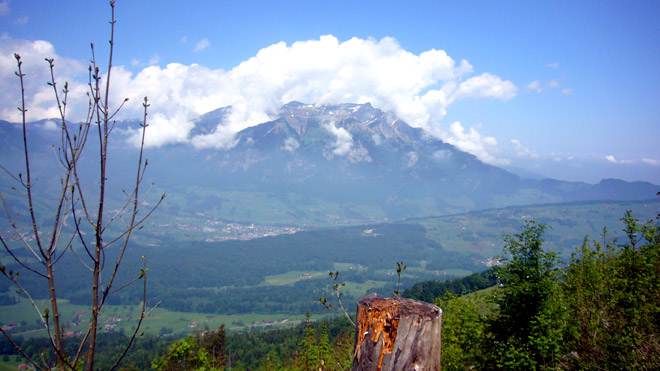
(0, 297), (318, 341)
(263, 270), (327, 285)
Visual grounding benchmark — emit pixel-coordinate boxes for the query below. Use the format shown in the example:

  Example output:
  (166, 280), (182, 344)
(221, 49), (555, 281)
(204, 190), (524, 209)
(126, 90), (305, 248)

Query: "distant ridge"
(1, 103), (657, 225)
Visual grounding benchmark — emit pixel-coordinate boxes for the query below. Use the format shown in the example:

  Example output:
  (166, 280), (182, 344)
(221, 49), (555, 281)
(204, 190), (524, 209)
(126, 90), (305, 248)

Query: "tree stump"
(352, 293), (442, 371)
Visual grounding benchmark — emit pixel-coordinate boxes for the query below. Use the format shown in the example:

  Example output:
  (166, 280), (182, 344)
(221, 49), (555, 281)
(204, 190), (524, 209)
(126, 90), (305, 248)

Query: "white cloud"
(1, 35), (519, 163)
(433, 149), (452, 161)
(282, 137), (299, 152)
(41, 119), (58, 130)
(642, 158), (660, 166)
(348, 145), (372, 163)
(451, 73), (517, 101)
(445, 122), (508, 165)
(511, 139), (540, 159)
(0, 38), (86, 122)
(527, 80), (542, 93)
(406, 152), (418, 167)
(561, 88), (573, 95)
(544, 62), (559, 69)
(194, 38), (210, 52)
(526, 80), (562, 94)
(323, 121), (353, 156)
(605, 155), (633, 164)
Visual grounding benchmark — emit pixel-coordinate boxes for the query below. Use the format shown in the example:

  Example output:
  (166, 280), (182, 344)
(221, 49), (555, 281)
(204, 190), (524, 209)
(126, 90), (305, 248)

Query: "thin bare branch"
(107, 97), (129, 122)
(0, 164), (22, 184)
(67, 242), (94, 272)
(0, 191), (45, 265)
(0, 234), (46, 278)
(15, 54), (46, 261)
(103, 193), (164, 248)
(108, 256), (157, 371)
(100, 96), (149, 308)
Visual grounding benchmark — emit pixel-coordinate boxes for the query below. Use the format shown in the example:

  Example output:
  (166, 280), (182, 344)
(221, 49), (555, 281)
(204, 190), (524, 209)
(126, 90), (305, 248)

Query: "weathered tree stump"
(352, 293), (442, 371)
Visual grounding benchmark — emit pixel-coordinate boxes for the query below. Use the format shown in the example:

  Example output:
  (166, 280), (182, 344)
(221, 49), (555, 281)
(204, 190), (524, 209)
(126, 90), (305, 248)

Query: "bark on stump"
(352, 293), (442, 371)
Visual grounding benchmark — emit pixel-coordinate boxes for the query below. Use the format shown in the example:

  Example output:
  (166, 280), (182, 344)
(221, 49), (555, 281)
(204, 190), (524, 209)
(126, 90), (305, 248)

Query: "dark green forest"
(0, 223), (480, 315)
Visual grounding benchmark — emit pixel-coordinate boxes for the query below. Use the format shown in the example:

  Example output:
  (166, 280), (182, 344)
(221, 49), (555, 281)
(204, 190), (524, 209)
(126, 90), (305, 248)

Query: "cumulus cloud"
(0, 37), (86, 122)
(323, 121), (353, 156)
(445, 122), (508, 165)
(451, 73), (517, 101)
(194, 38), (210, 52)
(1, 35), (519, 163)
(561, 88), (573, 95)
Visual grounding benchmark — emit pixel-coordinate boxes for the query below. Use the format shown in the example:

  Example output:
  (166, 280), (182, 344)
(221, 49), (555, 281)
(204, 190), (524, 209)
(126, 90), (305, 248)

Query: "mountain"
(1, 102), (658, 226)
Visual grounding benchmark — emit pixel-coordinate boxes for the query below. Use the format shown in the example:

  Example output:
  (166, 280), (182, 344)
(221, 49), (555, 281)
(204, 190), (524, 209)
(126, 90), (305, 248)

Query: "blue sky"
(1, 0), (659, 184)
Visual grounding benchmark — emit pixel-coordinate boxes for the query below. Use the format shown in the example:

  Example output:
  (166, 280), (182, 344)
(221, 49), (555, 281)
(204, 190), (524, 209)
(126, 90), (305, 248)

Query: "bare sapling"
(0, 1), (164, 370)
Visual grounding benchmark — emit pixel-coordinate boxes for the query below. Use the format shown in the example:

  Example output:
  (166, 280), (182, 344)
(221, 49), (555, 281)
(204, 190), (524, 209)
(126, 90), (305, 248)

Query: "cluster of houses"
(101, 314), (130, 332)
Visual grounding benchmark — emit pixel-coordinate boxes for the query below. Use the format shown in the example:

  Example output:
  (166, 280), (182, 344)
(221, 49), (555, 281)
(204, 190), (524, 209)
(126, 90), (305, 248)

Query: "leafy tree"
(562, 210), (660, 368)
(435, 292), (489, 370)
(487, 221), (564, 369)
(0, 1), (163, 370)
(297, 313), (321, 370)
(152, 326), (226, 371)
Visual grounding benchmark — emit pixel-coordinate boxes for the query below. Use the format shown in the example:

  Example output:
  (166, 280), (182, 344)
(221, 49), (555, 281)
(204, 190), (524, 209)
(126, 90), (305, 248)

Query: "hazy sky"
(1, 0), (659, 184)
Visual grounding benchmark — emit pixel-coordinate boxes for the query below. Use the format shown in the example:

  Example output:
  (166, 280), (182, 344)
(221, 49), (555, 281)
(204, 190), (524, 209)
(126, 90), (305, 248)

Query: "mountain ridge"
(1, 102), (658, 226)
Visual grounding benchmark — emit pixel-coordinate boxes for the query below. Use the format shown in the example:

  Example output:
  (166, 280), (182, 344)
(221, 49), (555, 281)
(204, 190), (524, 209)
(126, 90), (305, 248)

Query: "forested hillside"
(436, 210), (660, 369)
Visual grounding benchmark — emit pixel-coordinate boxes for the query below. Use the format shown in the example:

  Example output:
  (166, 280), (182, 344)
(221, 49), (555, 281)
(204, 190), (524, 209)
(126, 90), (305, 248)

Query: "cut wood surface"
(352, 293), (442, 370)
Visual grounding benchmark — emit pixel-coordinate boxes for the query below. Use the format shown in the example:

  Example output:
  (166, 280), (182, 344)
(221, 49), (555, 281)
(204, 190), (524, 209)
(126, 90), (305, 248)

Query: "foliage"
(223, 315), (353, 370)
(435, 292), (490, 370)
(394, 261), (407, 295)
(485, 221), (564, 369)
(151, 325), (226, 371)
(436, 210), (660, 370)
(561, 210), (660, 369)
(319, 271), (356, 327)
